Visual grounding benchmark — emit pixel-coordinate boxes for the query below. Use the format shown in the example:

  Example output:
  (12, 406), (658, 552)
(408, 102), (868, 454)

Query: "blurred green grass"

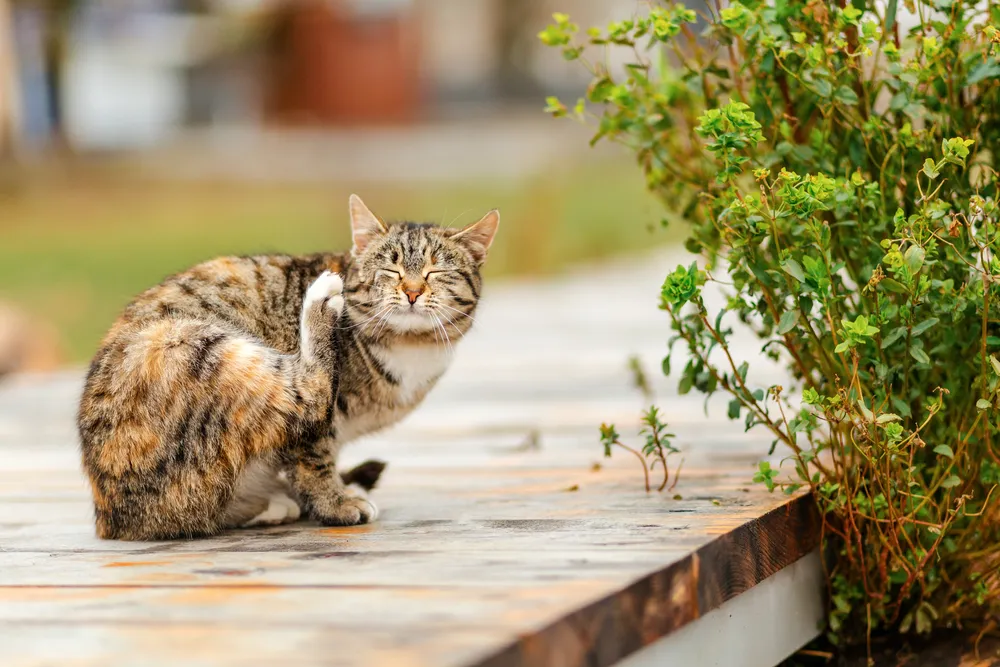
(0, 163), (674, 363)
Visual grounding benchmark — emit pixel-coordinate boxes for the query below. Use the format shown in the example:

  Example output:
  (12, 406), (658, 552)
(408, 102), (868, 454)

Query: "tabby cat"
(78, 196), (498, 540)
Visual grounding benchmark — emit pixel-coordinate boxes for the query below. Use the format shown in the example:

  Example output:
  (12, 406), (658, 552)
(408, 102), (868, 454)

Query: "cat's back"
(77, 252), (346, 452)
(113, 253), (346, 350)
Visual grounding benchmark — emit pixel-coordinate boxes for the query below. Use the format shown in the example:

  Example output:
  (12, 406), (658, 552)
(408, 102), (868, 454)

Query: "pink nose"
(404, 287), (424, 305)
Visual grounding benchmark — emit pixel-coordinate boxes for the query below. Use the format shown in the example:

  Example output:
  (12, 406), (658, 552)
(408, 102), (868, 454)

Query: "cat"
(77, 195), (498, 540)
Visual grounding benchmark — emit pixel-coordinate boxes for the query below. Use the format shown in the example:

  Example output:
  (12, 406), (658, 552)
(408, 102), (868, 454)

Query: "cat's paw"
(303, 271), (344, 317)
(315, 494), (378, 527)
(243, 493), (302, 528)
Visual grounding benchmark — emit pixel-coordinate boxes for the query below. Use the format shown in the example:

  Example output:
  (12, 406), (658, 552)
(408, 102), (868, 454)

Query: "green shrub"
(542, 1), (1000, 645)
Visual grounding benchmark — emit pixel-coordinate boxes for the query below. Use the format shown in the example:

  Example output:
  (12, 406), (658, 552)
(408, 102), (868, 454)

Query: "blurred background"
(0, 0), (676, 374)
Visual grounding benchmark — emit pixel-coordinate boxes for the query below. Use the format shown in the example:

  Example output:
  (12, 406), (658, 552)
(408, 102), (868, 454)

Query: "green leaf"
(991, 356), (1000, 376)
(728, 399), (741, 420)
(977, 399), (992, 411)
(885, 0), (898, 30)
(881, 327), (907, 349)
(900, 611), (913, 634)
(911, 318), (939, 337)
(834, 86), (859, 106)
(841, 5), (862, 21)
(587, 77), (615, 103)
(720, 2), (750, 30)
(777, 310), (799, 334)
(910, 347), (931, 364)
(835, 341), (851, 354)
(904, 246), (926, 273)
(922, 158), (940, 180)
(876, 413), (901, 423)
(781, 258), (806, 283)
(543, 96), (568, 116)
(933, 445), (954, 459)
(940, 475), (961, 489)
(967, 58), (1000, 85)
(881, 278), (908, 294)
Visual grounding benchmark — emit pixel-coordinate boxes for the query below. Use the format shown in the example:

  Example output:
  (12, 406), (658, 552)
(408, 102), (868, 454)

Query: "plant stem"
(613, 440), (650, 492)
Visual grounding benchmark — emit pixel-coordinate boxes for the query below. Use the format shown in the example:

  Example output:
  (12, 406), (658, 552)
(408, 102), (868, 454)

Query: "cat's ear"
(349, 194), (388, 256)
(453, 209), (499, 264)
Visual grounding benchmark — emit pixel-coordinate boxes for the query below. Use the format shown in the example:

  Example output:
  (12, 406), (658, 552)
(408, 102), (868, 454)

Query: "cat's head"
(345, 195), (499, 339)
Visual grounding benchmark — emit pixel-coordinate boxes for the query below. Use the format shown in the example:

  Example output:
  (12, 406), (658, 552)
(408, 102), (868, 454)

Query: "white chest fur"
(372, 342), (453, 404)
(332, 342), (454, 445)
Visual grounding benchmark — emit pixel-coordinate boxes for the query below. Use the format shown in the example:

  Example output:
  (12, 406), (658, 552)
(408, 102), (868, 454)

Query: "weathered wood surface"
(0, 250), (817, 667)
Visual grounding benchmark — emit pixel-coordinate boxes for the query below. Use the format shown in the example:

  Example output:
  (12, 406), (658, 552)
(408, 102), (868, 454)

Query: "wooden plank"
(0, 417), (819, 667)
(0, 624), (511, 667)
(0, 250), (819, 666)
(471, 497), (818, 667)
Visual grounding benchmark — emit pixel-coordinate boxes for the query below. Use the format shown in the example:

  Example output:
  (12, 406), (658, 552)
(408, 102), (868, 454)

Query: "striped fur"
(78, 196), (498, 540)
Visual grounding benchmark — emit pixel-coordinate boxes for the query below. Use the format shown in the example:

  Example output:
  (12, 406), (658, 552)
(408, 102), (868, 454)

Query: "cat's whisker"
(430, 313), (454, 357)
(432, 307), (465, 336)
(348, 299), (380, 307)
(354, 304), (390, 336)
(444, 208), (473, 229)
(350, 305), (394, 329)
(428, 314), (444, 348)
(367, 312), (391, 339)
(430, 312), (449, 344)
(370, 304), (399, 339)
(339, 305), (393, 331)
(435, 302), (479, 327)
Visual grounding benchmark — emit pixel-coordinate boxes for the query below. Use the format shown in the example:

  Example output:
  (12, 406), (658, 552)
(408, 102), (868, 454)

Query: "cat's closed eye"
(376, 269), (402, 280)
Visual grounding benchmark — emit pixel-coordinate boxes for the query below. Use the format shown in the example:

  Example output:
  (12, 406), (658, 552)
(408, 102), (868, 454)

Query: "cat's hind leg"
(221, 458), (302, 528)
(243, 493), (301, 528)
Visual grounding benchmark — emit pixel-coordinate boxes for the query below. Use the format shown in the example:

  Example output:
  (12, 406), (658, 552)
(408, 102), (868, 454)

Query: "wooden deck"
(0, 250), (821, 667)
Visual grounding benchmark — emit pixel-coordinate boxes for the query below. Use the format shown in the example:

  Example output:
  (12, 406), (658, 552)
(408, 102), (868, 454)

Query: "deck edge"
(472, 492), (822, 667)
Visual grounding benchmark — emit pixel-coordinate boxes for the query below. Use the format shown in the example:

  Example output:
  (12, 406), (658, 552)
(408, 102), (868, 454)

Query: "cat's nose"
(404, 286), (425, 305)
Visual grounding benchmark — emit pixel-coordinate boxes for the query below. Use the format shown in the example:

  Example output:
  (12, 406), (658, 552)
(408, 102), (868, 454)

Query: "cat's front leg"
(292, 272), (376, 525)
(288, 436), (379, 526)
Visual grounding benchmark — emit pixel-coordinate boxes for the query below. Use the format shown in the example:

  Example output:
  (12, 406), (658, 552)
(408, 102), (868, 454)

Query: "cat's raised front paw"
(303, 270), (344, 317)
(315, 495), (379, 527)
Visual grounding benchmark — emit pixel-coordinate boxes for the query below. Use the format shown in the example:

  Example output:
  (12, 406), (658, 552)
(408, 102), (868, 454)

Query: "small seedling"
(600, 407), (682, 492)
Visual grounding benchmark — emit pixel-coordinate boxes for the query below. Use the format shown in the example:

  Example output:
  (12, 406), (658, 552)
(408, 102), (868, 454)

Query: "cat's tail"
(341, 460), (387, 491)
